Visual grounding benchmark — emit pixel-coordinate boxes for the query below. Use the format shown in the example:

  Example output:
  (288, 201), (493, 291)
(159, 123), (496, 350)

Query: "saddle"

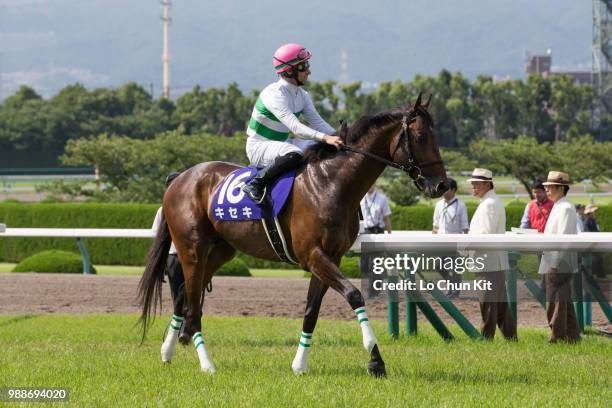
(212, 167), (297, 264)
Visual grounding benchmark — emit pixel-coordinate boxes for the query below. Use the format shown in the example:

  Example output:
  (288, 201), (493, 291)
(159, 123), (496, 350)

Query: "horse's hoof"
(292, 366), (308, 375)
(367, 363), (387, 378)
(178, 334), (190, 346)
(201, 366), (216, 374)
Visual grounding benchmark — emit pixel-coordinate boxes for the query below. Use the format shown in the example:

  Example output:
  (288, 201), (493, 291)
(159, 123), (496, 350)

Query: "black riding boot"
(242, 152), (303, 203)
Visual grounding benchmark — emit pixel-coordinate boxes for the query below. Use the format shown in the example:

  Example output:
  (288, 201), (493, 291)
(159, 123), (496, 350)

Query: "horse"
(138, 93), (448, 376)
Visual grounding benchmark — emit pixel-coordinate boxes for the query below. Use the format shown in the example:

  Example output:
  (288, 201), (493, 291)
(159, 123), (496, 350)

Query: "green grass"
(0, 315), (609, 407)
(0, 263), (14, 273)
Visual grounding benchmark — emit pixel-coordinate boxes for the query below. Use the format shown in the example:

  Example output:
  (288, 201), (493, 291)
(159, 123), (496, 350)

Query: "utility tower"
(592, 0), (612, 139)
(161, 1), (172, 99)
(339, 48), (349, 83)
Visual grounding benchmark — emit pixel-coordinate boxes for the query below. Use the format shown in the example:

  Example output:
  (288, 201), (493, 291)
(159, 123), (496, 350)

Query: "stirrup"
(244, 184), (267, 204)
(252, 186), (268, 204)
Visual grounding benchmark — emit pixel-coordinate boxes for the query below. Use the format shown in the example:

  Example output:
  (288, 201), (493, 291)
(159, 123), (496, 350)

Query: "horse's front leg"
(308, 247), (386, 377)
(292, 275), (329, 374)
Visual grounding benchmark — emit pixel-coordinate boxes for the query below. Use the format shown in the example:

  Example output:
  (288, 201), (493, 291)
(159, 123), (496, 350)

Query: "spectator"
(539, 171), (580, 343)
(361, 184), (392, 234)
(468, 168), (516, 340)
(575, 204), (586, 233)
(584, 204), (600, 232)
(360, 184), (392, 298)
(519, 181), (553, 232)
(432, 178), (468, 298)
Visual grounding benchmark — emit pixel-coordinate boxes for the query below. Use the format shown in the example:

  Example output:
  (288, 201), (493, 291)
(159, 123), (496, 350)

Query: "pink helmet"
(273, 43), (312, 73)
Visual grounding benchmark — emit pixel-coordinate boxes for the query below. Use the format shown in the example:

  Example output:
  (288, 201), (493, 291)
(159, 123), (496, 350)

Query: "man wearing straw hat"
(539, 171), (580, 343)
(468, 168), (517, 340)
(584, 204), (600, 232)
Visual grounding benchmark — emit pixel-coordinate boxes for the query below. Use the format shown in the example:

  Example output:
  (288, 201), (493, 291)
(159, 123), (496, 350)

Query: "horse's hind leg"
(160, 255), (187, 362)
(292, 275), (328, 374)
(308, 247), (386, 377)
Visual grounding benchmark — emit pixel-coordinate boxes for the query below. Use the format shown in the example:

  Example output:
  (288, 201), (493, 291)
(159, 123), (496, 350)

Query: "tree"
(57, 131), (247, 203)
(552, 135), (612, 183)
(380, 170), (420, 206)
(469, 135), (612, 198)
(439, 148), (477, 174)
(469, 135), (555, 198)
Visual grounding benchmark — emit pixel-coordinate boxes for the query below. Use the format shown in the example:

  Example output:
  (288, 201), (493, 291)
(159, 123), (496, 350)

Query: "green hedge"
(304, 256), (361, 279)
(216, 258), (251, 276)
(390, 202), (527, 231)
(1, 202), (610, 266)
(13, 250), (96, 274)
(0, 203), (157, 265)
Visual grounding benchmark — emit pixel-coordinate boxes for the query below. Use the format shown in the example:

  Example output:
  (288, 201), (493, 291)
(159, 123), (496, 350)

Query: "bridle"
(340, 111), (444, 189)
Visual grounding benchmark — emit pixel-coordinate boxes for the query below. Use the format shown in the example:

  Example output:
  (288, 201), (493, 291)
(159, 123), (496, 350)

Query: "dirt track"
(1, 273), (610, 332)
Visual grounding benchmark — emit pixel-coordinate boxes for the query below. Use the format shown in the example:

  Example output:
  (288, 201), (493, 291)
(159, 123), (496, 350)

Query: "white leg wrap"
(161, 315), (183, 363)
(193, 332), (216, 373)
(291, 332), (312, 375)
(354, 307), (377, 353)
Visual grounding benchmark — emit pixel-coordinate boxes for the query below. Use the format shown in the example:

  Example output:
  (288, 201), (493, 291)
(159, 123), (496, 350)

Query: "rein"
(340, 114), (443, 185)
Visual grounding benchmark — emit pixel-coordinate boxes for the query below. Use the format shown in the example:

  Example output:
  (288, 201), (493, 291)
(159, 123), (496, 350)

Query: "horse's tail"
(137, 212), (171, 343)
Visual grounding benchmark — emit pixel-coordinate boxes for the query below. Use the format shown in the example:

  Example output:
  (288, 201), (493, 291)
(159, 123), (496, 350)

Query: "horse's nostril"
(436, 180), (449, 193)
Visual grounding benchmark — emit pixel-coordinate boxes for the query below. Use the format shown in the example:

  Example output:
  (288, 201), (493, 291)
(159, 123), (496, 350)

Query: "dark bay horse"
(138, 94), (448, 375)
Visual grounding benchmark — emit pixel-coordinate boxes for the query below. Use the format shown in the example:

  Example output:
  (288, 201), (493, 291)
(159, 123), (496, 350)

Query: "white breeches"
(246, 135), (303, 168)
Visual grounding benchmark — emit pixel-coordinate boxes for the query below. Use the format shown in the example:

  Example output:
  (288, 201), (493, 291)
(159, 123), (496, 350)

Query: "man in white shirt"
(360, 184), (392, 297)
(539, 171), (580, 343)
(468, 168), (516, 340)
(361, 184), (392, 234)
(432, 178), (468, 297)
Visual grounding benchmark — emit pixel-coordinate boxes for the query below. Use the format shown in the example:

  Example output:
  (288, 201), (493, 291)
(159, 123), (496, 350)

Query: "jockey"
(242, 43), (343, 203)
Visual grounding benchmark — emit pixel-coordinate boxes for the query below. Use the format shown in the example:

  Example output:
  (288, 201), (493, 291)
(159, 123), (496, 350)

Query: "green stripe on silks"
(300, 332), (312, 339)
(255, 98), (302, 121)
(255, 98), (280, 122)
(358, 317), (369, 324)
(248, 118), (289, 141)
(172, 314), (184, 321)
(170, 323), (181, 331)
(298, 342), (311, 348)
(192, 332), (203, 342)
(355, 307), (366, 315)
(194, 340), (204, 349)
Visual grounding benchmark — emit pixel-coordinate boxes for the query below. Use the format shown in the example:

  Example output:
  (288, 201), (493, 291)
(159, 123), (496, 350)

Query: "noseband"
(341, 113), (444, 187)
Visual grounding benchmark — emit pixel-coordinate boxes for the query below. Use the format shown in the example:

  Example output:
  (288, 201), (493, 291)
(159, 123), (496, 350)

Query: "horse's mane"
(302, 110), (404, 164)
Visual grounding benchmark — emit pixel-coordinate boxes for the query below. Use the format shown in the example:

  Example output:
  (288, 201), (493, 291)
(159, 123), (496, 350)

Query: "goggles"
(296, 61), (310, 72)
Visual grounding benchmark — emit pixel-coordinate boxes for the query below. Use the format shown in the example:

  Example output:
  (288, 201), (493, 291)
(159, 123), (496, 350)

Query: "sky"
(0, 0), (593, 99)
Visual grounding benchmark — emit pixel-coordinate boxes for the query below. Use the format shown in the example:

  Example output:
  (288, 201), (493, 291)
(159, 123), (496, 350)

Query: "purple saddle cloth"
(212, 167), (295, 221)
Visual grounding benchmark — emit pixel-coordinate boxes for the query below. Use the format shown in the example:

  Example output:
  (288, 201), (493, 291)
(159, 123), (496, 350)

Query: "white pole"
(162, 1), (171, 99)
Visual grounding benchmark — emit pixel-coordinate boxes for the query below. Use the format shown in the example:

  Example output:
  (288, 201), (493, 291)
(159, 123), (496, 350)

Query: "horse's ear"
(340, 119), (348, 132)
(339, 120), (349, 141)
(413, 92), (423, 110)
(422, 93), (432, 110)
